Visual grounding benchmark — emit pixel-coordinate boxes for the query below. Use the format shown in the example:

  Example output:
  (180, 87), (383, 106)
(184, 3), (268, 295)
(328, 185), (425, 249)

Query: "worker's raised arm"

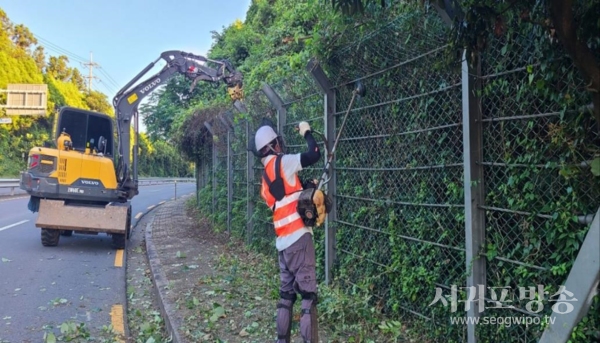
(298, 121), (320, 168)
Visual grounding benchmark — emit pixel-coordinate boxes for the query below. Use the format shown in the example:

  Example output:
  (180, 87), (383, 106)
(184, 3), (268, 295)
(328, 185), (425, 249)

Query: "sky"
(1, 0), (251, 99)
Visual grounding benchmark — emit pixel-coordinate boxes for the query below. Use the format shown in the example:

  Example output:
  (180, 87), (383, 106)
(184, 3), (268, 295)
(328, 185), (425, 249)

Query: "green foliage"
(137, 138), (192, 177)
(140, 76), (196, 141)
(45, 75), (88, 109)
(84, 90), (114, 115)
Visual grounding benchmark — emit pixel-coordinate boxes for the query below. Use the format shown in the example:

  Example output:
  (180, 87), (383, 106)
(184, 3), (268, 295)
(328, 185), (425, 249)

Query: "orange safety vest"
(261, 155), (305, 237)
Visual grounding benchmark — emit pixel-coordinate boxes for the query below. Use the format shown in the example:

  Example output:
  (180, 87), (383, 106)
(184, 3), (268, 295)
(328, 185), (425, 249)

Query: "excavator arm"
(112, 50), (242, 199)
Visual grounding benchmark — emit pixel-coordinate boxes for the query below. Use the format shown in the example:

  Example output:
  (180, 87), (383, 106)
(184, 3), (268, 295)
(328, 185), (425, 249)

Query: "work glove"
(298, 121), (311, 137)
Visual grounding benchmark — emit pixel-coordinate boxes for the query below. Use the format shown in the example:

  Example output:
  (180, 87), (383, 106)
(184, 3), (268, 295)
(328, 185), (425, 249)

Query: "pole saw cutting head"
(351, 80), (367, 97)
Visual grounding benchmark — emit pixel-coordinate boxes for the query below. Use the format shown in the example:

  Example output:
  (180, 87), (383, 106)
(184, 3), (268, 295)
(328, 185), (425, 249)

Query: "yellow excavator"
(20, 51), (243, 248)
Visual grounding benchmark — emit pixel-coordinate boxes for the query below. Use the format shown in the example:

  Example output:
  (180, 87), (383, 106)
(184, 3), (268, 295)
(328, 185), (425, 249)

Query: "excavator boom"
(113, 50), (243, 199)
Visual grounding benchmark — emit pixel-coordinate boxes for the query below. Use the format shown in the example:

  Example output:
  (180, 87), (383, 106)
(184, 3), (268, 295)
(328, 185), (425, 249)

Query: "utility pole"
(82, 51), (100, 92)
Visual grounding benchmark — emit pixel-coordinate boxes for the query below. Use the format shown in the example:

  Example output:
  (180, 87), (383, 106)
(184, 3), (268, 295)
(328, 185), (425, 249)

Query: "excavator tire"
(126, 205), (132, 239)
(41, 228), (60, 246)
(60, 230), (73, 236)
(112, 204), (131, 249)
(111, 233), (126, 249)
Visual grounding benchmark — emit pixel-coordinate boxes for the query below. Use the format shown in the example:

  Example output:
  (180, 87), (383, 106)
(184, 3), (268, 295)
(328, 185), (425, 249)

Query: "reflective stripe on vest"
(260, 155), (304, 237)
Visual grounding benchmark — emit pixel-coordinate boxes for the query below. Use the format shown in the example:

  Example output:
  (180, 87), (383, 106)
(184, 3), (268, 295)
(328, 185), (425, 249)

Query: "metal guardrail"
(0, 179), (20, 196)
(137, 178), (195, 186)
(0, 178), (195, 196)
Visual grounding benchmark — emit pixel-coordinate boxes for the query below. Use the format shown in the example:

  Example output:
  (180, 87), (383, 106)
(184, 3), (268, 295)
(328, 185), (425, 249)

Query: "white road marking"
(0, 220), (29, 232)
(0, 196), (28, 203)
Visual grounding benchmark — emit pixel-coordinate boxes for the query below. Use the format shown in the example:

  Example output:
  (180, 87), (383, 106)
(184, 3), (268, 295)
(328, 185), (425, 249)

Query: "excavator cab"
(56, 107), (114, 156)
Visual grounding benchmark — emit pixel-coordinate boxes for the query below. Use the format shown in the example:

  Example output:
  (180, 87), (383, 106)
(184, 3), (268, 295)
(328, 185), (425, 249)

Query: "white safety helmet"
(254, 125), (279, 153)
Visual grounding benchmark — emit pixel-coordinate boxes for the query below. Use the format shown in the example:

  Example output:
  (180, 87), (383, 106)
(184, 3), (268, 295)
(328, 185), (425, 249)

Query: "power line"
(32, 32), (121, 93)
(97, 79), (117, 96)
(33, 34), (88, 63)
(97, 67), (120, 89)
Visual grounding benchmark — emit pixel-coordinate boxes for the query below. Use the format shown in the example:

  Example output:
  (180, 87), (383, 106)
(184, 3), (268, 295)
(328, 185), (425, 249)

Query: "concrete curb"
(145, 212), (184, 343)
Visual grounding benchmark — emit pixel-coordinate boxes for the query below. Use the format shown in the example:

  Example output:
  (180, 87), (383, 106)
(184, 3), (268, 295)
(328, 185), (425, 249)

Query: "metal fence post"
(212, 142), (217, 218)
(307, 58), (337, 285)
(462, 51), (486, 343)
(204, 145), (210, 190)
(246, 120), (255, 245)
(227, 127), (233, 234)
(262, 83), (287, 135)
(204, 121), (217, 220)
(196, 157), (201, 204)
(234, 100), (254, 245)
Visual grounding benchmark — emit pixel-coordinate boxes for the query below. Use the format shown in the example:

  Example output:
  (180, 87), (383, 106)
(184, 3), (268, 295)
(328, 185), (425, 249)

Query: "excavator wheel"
(126, 205), (132, 239)
(111, 204), (131, 249)
(41, 228), (60, 247)
(111, 233), (126, 249)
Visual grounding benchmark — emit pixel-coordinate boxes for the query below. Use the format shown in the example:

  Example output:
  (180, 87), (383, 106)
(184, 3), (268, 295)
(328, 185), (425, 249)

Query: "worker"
(254, 120), (321, 343)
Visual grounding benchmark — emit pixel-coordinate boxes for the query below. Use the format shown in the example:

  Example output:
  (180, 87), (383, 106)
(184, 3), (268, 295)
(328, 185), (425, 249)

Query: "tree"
(46, 55), (71, 81)
(325, 0), (600, 126)
(140, 76), (195, 141)
(32, 45), (45, 71)
(84, 90), (113, 115)
(0, 9), (12, 37)
(11, 24), (37, 51)
(70, 68), (86, 91)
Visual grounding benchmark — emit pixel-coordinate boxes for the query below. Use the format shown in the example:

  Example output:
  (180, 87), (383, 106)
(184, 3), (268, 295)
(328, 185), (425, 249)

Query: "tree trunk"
(549, 0), (600, 130)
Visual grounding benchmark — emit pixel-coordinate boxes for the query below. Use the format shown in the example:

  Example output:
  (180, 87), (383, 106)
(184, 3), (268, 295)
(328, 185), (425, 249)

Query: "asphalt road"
(0, 182), (195, 342)
(0, 187), (26, 197)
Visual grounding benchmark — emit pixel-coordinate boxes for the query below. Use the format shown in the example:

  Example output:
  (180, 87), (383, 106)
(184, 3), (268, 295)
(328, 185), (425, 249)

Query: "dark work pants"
(276, 232), (318, 342)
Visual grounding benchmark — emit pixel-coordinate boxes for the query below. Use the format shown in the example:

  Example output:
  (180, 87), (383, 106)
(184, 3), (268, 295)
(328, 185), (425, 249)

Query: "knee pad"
(300, 291), (317, 303)
(280, 290), (297, 302)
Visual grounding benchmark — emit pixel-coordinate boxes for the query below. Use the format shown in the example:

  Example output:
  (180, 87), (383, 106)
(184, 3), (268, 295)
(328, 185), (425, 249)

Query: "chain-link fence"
(474, 24), (600, 342)
(193, 10), (599, 343)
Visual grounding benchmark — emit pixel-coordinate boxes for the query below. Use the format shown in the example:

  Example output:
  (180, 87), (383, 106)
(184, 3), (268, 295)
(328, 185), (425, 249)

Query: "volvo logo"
(75, 179), (102, 187)
(140, 78), (161, 94)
